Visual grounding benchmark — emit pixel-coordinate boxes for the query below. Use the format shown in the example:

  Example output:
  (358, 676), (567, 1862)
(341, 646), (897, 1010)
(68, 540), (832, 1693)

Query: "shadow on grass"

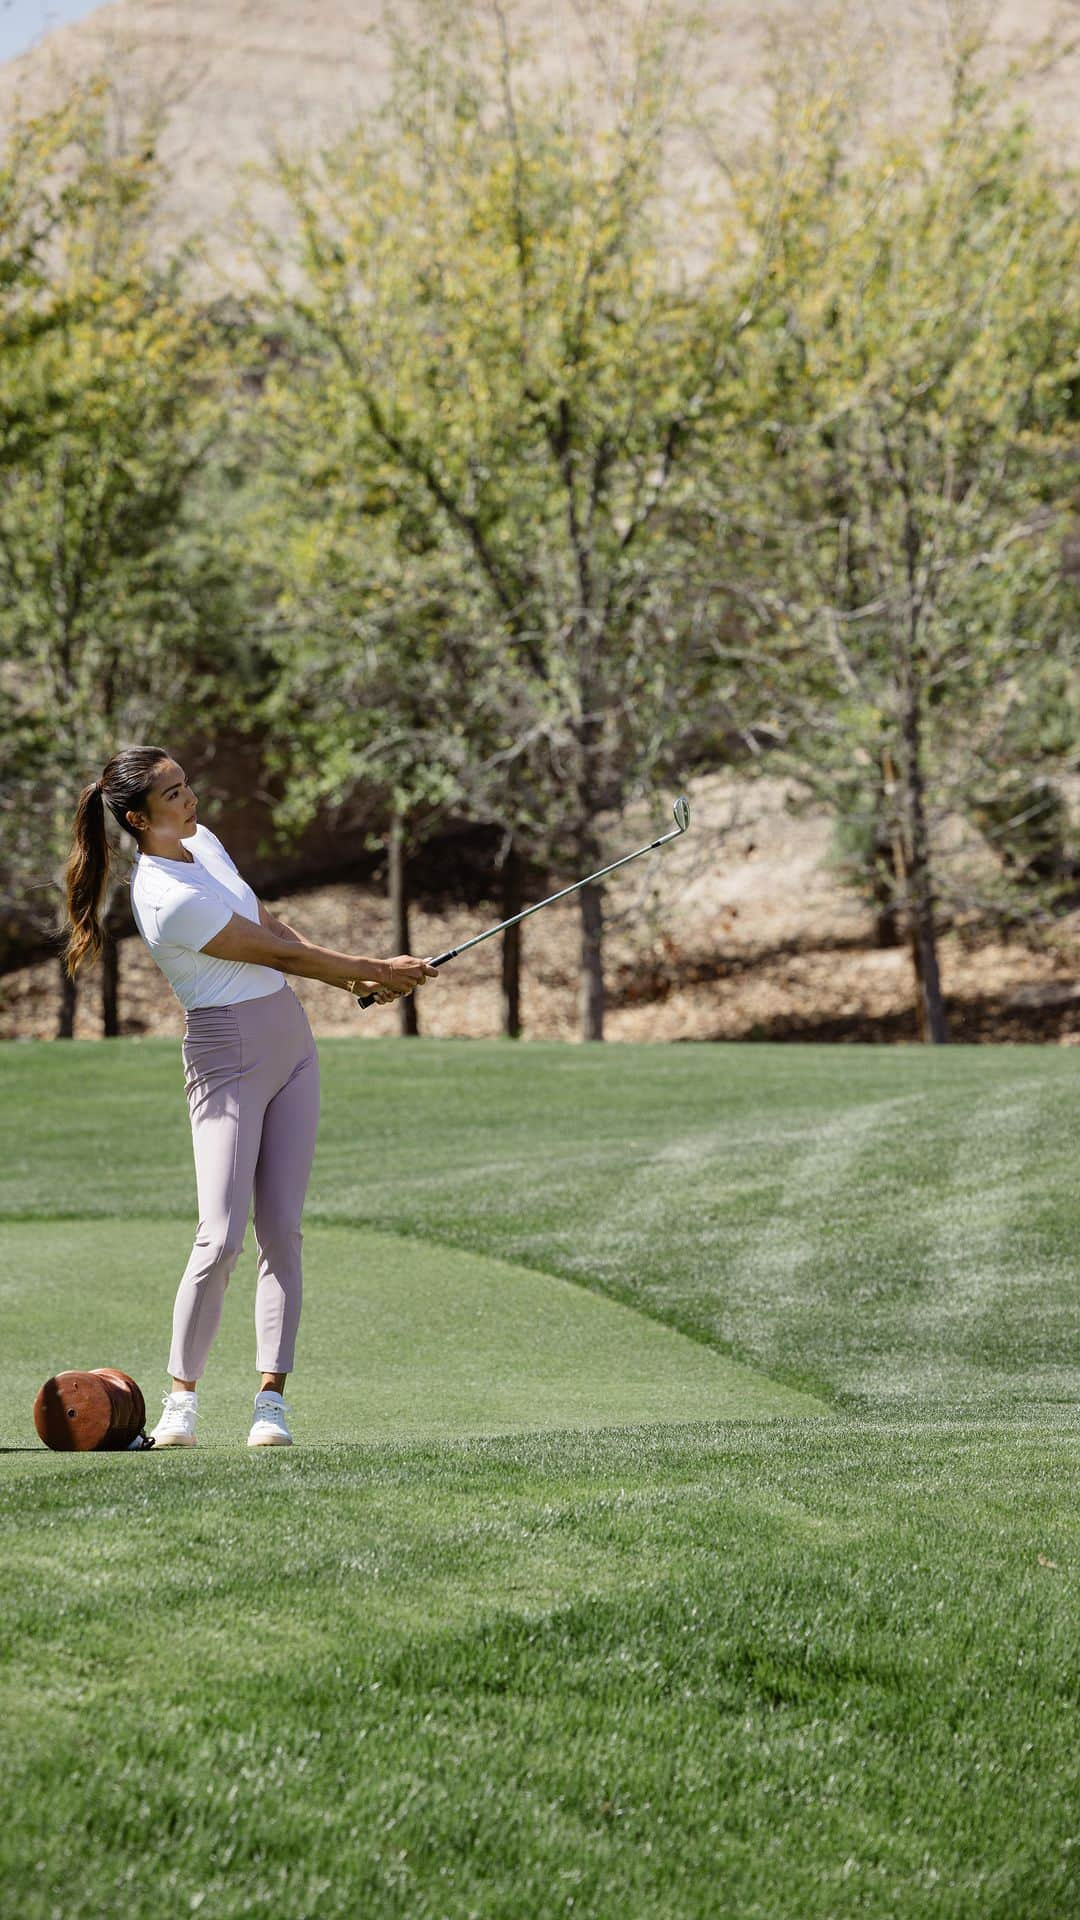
(713, 996), (1080, 1044)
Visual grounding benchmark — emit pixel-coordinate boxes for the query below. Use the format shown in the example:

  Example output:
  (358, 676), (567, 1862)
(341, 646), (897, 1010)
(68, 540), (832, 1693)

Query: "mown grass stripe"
(2, 1217), (827, 1462)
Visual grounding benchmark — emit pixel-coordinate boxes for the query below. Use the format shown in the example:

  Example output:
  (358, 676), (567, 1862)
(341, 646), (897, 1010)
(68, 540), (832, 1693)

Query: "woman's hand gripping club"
(364, 954), (441, 1005)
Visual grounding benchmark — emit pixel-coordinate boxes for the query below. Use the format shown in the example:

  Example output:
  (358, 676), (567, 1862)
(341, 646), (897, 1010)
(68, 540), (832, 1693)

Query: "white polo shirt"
(130, 823), (286, 1012)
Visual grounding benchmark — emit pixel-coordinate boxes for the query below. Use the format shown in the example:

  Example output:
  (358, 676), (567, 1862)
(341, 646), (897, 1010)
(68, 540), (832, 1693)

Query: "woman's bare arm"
(257, 899), (320, 952)
(199, 913), (436, 994)
(256, 900), (389, 997)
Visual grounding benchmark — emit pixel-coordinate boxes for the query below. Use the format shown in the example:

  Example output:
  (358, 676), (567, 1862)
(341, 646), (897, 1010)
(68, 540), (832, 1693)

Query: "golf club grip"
(355, 950), (455, 1010)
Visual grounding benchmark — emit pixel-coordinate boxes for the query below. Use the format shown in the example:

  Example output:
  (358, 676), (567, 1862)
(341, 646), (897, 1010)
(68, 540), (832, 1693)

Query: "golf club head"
(673, 796), (691, 833)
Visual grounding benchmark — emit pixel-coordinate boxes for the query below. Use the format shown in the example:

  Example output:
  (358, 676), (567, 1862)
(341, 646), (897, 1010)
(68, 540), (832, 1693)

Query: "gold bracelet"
(345, 977), (359, 994)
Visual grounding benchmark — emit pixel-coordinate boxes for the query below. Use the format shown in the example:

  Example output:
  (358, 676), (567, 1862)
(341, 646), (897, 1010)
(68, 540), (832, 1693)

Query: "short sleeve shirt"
(130, 823), (286, 1011)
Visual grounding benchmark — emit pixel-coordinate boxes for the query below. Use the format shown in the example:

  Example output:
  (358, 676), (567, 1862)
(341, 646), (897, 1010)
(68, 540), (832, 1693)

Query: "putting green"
(3, 1218), (828, 1455)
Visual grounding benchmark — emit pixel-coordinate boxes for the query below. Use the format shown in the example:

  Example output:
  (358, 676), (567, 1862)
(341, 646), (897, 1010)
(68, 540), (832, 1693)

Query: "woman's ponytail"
(63, 782), (110, 981)
(63, 746), (169, 982)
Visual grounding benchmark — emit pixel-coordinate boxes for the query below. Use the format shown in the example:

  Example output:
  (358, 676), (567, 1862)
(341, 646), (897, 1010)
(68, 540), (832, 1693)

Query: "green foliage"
(711, 76), (1079, 954)
(966, 770), (1075, 886)
(244, 2), (717, 894)
(0, 91), (252, 936)
(2, 6), (1079, 1036)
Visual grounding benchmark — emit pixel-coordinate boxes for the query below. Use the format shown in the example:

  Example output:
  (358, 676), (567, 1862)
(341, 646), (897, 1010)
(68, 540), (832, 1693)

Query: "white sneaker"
(149, 1390), (197, 1448)
(248, 1392), (293, 1447)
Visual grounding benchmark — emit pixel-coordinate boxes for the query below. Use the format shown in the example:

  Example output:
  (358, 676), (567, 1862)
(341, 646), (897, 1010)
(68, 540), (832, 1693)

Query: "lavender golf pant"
(168, 982), (320, 1381)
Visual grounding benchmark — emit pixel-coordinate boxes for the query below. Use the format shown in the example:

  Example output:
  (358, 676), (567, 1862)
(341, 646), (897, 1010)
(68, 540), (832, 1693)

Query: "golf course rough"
(1, 1036), (1077, 1920)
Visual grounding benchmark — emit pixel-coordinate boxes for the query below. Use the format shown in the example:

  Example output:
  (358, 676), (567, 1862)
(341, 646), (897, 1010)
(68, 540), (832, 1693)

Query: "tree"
(244, 0), (725, 1039)
(702, 64), (1079, 1041)
(0, 86), (249, 1035)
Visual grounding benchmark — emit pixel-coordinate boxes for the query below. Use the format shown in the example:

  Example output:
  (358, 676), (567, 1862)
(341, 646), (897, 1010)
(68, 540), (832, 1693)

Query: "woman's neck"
(139, 829), (195, 863)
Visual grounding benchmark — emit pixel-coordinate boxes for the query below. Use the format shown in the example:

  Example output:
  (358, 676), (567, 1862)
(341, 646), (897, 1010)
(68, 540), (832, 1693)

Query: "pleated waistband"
(184, 983), (293, 1039)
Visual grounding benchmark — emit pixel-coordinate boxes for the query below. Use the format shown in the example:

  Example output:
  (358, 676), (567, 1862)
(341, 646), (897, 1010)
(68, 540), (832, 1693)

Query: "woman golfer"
(63, 745), (437, 1449)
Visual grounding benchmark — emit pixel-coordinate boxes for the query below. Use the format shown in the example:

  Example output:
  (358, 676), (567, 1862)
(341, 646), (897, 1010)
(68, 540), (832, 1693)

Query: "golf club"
(356, 795), (692, 1009)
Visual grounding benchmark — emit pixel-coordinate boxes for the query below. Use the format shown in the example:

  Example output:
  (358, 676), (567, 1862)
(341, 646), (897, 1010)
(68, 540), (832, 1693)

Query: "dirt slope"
(1, 0), (1075, 275)
(3, 773), (1077, 1043)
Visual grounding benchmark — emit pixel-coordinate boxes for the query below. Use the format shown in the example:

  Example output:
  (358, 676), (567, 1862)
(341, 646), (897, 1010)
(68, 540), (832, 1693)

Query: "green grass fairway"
(1, 1038), (1077, 1920)
(2, 1219), (824, 1455)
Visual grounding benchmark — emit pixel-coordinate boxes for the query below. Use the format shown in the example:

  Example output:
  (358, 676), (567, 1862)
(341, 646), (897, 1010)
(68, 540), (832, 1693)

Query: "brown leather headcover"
(33, 1369), (150, 1451)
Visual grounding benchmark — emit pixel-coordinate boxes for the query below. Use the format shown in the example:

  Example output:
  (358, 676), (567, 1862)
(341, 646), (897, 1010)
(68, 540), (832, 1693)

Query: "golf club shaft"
(356, 818), (685, 1008)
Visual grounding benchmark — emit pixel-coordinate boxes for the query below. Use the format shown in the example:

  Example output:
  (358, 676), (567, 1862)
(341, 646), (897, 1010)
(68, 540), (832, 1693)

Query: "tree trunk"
(500, 839), (522, 1039)
(102, 925), (120, 1037)
(898, 690), (949, 1045)
(891, 828), (927, 1043)
(389, 811), (419, 1038)
(872, 862), (902, 950)
(579, 878), (604, 1041)
(576, 715), (605, 1041)
(871, 790), (901, 950)
(894, 465), (949, 1044)
(883, 749), (925, 1038)
(57, 958), (76, 1039)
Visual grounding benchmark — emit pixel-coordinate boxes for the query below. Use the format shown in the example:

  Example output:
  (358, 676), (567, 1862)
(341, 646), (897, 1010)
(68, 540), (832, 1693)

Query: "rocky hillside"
(2, 0), (1076, 273)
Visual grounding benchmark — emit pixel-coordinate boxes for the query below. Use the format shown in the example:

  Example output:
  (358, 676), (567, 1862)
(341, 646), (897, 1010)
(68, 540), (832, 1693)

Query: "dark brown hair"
(64, 745), (170, 981)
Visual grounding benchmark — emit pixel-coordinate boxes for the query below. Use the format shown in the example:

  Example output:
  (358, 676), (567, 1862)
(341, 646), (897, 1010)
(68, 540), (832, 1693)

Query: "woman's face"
(128, 760), (198, 839)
